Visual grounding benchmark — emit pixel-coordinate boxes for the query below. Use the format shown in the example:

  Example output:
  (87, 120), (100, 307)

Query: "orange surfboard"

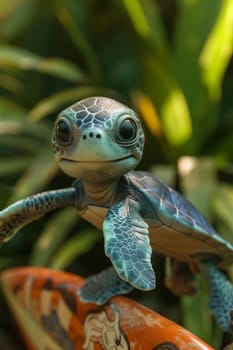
(1, 267), (214, 350)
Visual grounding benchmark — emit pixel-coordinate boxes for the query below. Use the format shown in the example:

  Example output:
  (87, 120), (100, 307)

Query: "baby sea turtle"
(0, 97), (233, 331)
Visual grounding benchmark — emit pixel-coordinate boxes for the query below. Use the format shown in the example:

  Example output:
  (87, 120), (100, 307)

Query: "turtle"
(0, 96), (233, 332)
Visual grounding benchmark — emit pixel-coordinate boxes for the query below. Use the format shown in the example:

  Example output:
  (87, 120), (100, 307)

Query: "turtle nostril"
(82, 132), (101, 140)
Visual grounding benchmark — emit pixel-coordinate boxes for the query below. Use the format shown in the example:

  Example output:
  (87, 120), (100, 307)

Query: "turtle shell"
(127, 171), (233, 268)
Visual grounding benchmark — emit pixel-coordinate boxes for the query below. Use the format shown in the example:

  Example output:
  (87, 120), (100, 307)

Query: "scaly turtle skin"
(0, 97), (233, 331)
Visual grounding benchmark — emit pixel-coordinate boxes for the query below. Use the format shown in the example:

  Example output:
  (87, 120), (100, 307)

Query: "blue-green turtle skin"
(0, 96), (233, 331)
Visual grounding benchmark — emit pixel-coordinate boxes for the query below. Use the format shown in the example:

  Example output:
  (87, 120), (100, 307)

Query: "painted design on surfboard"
(1, 267), (213, 350)
(83, 306), (129, 350)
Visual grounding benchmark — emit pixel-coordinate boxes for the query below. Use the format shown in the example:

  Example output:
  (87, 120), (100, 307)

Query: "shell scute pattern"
(129, 171), (219, 237)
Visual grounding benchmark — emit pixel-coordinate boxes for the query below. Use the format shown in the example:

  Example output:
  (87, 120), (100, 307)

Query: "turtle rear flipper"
(79, 267), (133, 304)
(0, 188), (77, 244)
(165, 259), (197, 296)
(201, 261), (233, 332)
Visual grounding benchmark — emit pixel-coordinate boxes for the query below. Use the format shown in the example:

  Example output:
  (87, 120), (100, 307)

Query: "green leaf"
(0, 97), (27, 118)
(121, 0), (168, 61)
(0, 157), (31, 176)
(0, 119), (50, 141)
(34, 57), (87, 83)
(0, 136), (44, 155)
(49, 229), (101, 270)
(0, 255), (25, 269)
(30, 209), (78, 266)
(0, 98), (51, 141)
(178, 156), (216, 220)
(181, 275), (222, 347)
(53, 0), (101, 80)
(0, 73), (24, 95)
(161, 88), (192, 146)
(200, 0), (233, 100)
(29, 86), (120, 121)
(142, 58), (192, 148)
(213, 184), (233, 243)
(174, 0), (223, 150)
(174, 0), (222, 103)
(0, 0), (19, 15)
(122, 0), (154, 38)
(0, 45), (86, 82)
(0, 0), (37, 40)
(8, 150), (57, 202)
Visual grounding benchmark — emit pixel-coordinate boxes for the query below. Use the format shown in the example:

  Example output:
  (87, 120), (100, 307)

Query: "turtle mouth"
(60, 154), (134, 163)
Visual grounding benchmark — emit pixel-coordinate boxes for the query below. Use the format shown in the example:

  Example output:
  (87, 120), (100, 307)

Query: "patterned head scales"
(70, 96), (129, 130)
(52, 97), (145, 159)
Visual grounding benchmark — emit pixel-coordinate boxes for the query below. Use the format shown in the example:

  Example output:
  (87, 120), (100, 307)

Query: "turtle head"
(52, 97), (144, 182)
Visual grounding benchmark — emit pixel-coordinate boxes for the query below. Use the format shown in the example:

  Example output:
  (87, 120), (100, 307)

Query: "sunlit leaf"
(121, 0), (168, 61)
(161, 88), (192, 146)
(141, 56), (192, 149)
(133, 91), (164, 139)
(49, 229), (101, 269)
(30, 209), (78, 266)
(0, 46), (86, 82)
(174, 0), (221, 104)
(0, 0), (20, 16)
(122, 0), (152, 38)
(174, 0), (222, 150)
(200, 0), (233, 99)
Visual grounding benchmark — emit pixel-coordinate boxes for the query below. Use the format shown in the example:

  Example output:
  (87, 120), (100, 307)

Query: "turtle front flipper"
(103, 198), (156, 291)
(201, 261), (233, 331)
(0, 188), (77, 244)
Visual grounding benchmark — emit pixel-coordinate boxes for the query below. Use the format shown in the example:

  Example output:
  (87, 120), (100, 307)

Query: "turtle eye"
(117, 117), (137, 144)
(55, 118), (73, 145)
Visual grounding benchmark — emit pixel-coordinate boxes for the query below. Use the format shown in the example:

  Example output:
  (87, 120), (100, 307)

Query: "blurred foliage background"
(0, 0), (233, 348)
